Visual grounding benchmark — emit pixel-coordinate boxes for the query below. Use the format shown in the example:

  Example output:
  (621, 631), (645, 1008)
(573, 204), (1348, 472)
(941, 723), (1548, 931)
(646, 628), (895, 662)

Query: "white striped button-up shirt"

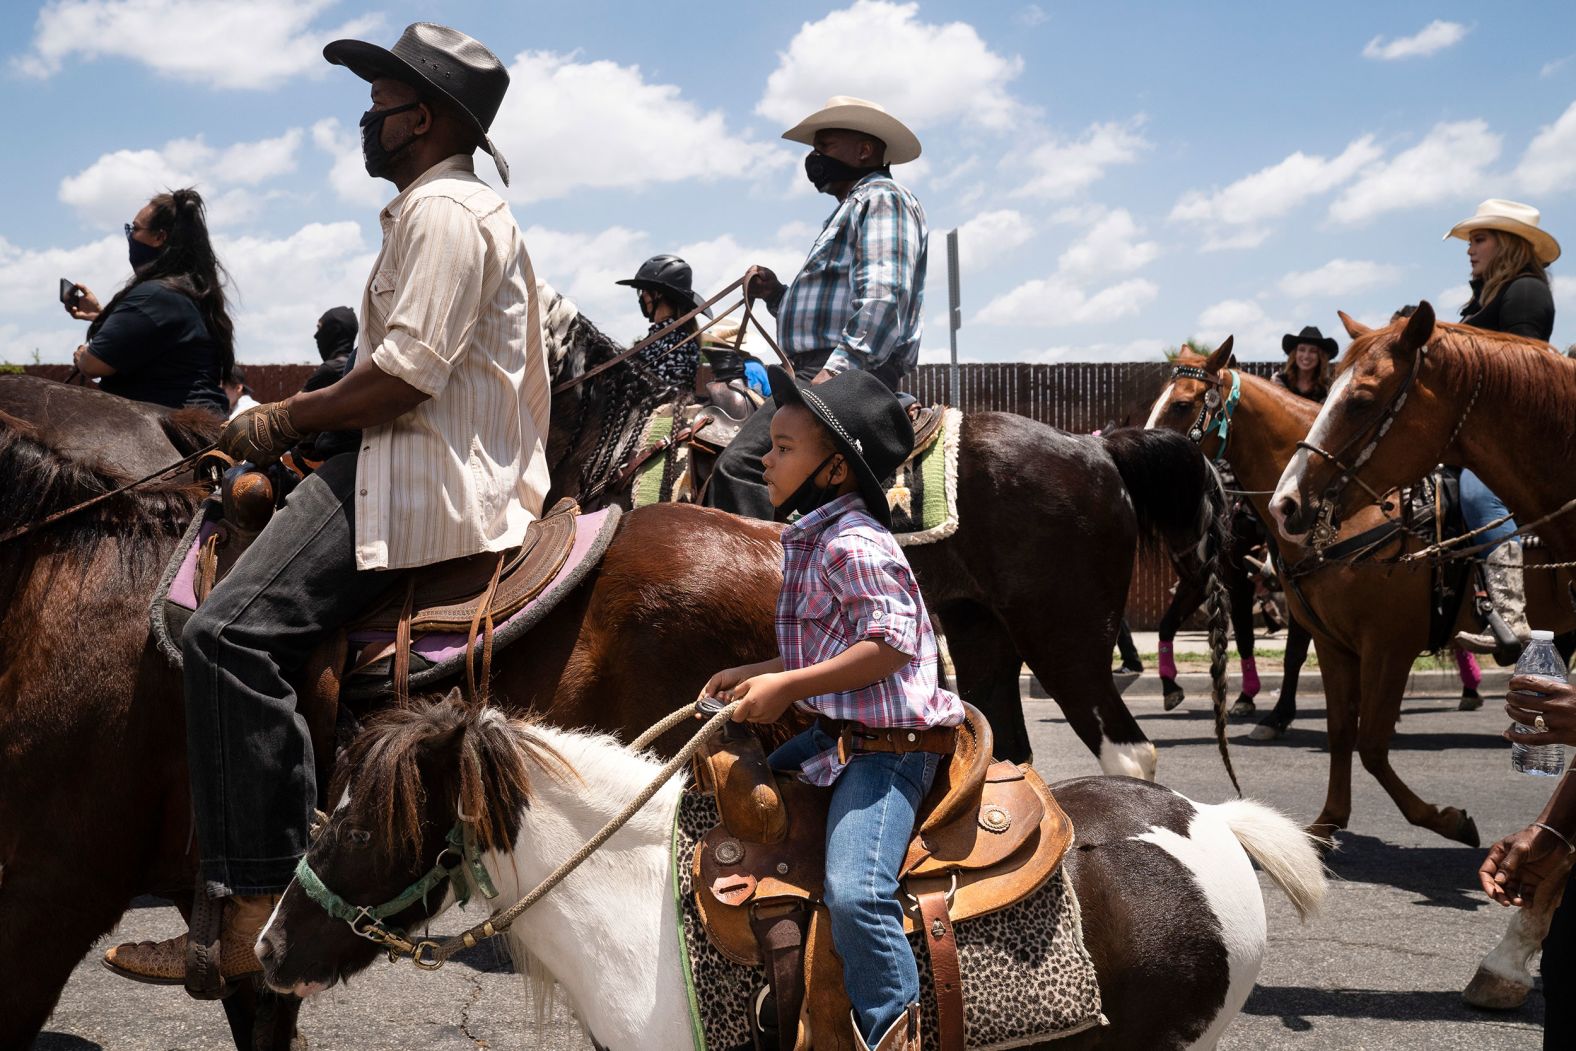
(351, 155), (552, 571)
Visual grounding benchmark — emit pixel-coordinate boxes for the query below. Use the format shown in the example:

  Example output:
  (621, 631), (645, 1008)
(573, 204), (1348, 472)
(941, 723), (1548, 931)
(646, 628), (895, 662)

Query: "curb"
(1021, 668), (1513, 701)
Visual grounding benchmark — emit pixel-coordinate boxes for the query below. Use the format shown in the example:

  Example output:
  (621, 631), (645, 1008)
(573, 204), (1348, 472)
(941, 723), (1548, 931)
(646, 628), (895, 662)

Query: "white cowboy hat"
(1445, 198), (1561, 265)
(780, 96), (921, 164)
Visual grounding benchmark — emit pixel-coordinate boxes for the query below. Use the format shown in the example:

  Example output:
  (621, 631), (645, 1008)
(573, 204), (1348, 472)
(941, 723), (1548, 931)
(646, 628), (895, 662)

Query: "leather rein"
(1172, 363), (1241, 462)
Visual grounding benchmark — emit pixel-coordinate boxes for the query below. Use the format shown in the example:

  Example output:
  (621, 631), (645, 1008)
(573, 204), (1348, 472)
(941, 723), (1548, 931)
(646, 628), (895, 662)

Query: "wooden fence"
(19, 360), (1287, 632)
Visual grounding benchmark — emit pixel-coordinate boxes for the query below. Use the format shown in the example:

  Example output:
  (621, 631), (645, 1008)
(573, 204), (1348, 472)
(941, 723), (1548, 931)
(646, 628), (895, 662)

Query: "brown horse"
(1148, 339), (1574, 844)
(0, 392), (789, 1047)
(1270, 303), (1576, 1009)
(538, 292), (1236, 777)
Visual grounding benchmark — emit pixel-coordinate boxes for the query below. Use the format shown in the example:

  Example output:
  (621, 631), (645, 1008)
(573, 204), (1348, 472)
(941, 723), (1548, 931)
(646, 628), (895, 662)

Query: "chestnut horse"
(1148, 339), (1574, 846)
(0, 390), (788, 1048)
(539, 292), (1235, 777)
(1269, 303), (1576, 1009)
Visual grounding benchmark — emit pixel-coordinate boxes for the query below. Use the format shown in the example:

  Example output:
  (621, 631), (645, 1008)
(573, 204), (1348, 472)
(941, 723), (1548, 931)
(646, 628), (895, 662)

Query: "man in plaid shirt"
(703, 365), (961, 1051)
(707, 96), (927, 521)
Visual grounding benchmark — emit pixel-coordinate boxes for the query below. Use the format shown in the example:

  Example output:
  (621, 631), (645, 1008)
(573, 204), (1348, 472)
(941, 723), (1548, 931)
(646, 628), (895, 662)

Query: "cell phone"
(59, 278), (82, 305)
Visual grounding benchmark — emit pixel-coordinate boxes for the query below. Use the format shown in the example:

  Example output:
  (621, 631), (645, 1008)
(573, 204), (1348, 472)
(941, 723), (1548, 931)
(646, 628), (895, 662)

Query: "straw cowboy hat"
(325, 23), (512, 185)
(781, 96), (922, 164)
(1445, 199), (1561, 265)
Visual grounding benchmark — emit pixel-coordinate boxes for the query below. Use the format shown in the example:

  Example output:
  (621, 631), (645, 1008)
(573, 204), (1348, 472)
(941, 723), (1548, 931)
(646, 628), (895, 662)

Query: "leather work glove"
(220, 401), (303, 467)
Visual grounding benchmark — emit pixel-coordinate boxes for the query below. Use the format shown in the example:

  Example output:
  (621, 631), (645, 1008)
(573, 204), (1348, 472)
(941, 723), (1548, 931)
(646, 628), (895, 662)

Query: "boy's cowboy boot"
(856, 1003), (921, 1051)
(102, 893), (277, 987)
(1457, 541), (1531, 664)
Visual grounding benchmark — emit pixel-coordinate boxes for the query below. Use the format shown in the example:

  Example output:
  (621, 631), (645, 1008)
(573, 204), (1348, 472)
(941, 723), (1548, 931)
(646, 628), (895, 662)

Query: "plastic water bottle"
(1510, 629), (1567, 777)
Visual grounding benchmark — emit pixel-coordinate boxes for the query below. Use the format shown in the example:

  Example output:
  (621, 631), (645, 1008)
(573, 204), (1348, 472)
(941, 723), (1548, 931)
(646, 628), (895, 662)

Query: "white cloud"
(1012, 119), (1148, 199)
(976, 277), (1157, 327)
(13, 0), (383, 89)
(1016, 338), (1166, 365)
(1329, 120), (1500, 225)
(1016, 4), (1048, 28)
(1168, 136), (1381, 244)
(1515, 100), (1576, 196)
(953, 209), (1034, 269)
(58, 131), (306, 228)
(0, 234), (128, 359)
(310, 117), (388, 209)
(1057, 208), (1159, 280)
(493, 51), (784, 203)
(757, 1), (1025, 132)
(218, 221), (375, 362)
(1542, 55), (1574, 79)
(1278, 259), (1404, 300)
(1195, 298), (1292, 358)
(1363, 20), (1468, 61)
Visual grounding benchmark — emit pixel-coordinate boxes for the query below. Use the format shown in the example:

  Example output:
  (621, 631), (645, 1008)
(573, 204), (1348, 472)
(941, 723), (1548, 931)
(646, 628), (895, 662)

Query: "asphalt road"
(33, 684), (1554, 1050)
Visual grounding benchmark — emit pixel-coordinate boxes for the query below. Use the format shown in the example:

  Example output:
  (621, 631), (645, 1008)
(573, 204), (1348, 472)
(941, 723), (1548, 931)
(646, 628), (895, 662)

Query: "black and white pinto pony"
(257, 696), (1326, 1050)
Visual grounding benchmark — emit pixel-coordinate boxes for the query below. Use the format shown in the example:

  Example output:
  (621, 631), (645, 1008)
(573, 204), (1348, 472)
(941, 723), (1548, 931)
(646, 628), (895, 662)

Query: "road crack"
(459, 971), (489, 1048)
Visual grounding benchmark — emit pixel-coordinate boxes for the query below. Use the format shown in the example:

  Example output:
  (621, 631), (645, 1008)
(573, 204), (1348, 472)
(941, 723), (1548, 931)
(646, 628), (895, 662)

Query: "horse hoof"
(1449, 812), (1481, 848)
(1162, 681), (1185, 711)
(1458, 691), (1483, 712)
(1229, 696), (1256, 718)
(1248, 718), (1289, 742)
(1463, 968), (1531, 1011)
(1305, 824), (1340, 854)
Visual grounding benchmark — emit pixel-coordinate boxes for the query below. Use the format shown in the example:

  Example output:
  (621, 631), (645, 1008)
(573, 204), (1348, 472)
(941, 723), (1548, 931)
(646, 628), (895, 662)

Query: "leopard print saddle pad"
(671, 792), (1105, 1050)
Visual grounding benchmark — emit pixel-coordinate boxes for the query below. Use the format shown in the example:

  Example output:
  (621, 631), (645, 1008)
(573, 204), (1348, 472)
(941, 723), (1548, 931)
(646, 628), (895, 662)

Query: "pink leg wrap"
(1158, 641), (1177, 680)
(1240, 656), (1260, 697)
(1455, 646), (1482, 690)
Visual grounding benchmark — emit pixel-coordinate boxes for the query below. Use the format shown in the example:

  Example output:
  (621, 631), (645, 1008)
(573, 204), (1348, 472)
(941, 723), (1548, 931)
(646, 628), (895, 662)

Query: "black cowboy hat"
(324, 23), (512, 185)
(1281, 325), (1340, 360)
(616, 255), (712, 318)
(767, 365), (914, 528)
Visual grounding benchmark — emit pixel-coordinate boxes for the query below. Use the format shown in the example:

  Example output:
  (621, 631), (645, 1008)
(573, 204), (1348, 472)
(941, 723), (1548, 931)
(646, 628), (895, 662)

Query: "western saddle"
(692, 705), (1073, 1051)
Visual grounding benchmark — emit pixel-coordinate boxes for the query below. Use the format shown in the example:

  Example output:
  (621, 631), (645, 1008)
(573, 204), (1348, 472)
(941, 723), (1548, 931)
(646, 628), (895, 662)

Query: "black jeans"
(183, 453), (394, 895)
(1546, 878), (1575, 1048)
(705, 354), (905, 520)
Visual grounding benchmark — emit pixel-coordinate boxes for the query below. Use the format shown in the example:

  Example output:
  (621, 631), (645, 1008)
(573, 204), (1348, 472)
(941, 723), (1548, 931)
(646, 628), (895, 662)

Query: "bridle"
(1293, 341), (1483, 555)
(1171, 364), (1240, 463)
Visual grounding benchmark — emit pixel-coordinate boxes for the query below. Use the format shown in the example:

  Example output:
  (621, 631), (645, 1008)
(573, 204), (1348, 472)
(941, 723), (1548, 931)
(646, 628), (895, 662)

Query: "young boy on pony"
(702, 366), (964, 1051)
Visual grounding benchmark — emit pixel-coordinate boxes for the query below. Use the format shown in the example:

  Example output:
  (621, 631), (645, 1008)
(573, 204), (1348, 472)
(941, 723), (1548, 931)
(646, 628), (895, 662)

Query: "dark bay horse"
(538, 292), (1236, 779)
(1270, 303), (1576, 1009)
(258, 693), (1326, 1049)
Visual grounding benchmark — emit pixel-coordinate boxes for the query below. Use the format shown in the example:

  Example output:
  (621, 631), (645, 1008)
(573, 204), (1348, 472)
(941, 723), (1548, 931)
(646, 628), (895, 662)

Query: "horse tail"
(1207, 798), (1328, 922)
(1103, 428), (1238, 792)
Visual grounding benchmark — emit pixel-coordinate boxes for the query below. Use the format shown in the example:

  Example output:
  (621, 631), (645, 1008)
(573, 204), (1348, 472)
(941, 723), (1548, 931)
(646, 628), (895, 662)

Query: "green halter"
(295, 821), (500, 943)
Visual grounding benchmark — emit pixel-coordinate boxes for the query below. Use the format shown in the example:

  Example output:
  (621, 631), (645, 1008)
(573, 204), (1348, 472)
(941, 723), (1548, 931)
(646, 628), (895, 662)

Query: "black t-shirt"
(89, 281), (227, 414)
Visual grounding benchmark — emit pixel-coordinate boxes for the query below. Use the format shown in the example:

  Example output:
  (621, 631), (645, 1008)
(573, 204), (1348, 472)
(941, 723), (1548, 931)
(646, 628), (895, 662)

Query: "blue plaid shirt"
(773, 171), (927, 378)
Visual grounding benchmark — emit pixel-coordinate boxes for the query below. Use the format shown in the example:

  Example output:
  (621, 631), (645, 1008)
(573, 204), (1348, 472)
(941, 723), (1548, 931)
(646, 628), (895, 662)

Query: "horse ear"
(1338, 311), (1371, 338)
(1203, 335), (1235, 372)
(1395, 301), (1435, 357)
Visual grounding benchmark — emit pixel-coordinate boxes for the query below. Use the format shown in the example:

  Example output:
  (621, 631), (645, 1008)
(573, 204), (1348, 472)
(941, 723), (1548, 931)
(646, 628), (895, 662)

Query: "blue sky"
(5, 0), (1576, 366)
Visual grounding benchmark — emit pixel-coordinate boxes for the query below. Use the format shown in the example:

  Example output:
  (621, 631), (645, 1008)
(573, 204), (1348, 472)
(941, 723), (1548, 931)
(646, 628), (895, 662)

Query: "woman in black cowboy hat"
(616, 254), (710, 393)
(1274, 325), (1338, 402)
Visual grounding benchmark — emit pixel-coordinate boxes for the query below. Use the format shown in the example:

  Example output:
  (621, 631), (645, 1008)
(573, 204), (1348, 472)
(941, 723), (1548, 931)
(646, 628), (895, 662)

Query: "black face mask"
(773, 452), (842, 523)
(360, 101), (422, 179)
(313, 327), (340, 361)
(803, 151), (884, 193)
(127, 232), (162, 271)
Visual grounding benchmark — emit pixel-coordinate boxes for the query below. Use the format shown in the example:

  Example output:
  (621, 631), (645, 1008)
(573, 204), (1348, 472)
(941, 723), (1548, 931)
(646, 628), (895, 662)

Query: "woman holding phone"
(64, 187), (232, 415)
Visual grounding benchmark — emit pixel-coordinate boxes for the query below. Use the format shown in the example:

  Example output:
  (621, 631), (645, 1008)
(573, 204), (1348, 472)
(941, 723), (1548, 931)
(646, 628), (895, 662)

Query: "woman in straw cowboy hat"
(1444, 199), (1560, 660)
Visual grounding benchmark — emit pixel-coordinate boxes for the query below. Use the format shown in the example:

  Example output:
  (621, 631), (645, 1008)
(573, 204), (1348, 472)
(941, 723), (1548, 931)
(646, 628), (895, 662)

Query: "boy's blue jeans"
(769, 724), (941, 1043)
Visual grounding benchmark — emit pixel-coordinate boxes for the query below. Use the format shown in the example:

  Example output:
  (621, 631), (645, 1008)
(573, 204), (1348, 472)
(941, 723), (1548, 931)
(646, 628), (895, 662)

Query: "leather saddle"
(692, 704), (1072, 1051)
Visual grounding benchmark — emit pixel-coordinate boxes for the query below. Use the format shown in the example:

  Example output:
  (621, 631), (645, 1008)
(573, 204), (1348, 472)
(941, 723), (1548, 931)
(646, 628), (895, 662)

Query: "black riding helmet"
(617, 254), (712, 318)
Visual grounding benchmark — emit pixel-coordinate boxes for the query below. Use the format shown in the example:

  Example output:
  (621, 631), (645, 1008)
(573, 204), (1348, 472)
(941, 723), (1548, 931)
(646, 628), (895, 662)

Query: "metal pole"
(946, 228), (961, 406)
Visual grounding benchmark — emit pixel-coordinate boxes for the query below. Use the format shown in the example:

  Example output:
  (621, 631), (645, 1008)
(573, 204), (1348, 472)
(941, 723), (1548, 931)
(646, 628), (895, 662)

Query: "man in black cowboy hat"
(105, 22), (554, 986)
(1274, 325), (1339, 402)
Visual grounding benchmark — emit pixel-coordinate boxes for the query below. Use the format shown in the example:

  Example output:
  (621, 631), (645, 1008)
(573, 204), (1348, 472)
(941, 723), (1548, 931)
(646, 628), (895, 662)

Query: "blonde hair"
(1280, 345), (1332, 391)
(1474, 231), (1548, 311)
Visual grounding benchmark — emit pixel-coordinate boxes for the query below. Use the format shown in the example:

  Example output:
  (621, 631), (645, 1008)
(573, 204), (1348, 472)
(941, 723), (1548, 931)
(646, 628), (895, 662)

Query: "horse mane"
(0, 410), (206, 555)
(331, 693), (578, 857)
(160, 406), (224, 456)
(1342, 319), (1576, 454)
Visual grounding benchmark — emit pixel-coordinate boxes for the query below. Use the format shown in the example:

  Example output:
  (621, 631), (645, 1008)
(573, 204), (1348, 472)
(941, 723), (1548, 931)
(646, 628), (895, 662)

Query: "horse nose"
(256, 930), (279, 962)
(1271, 493), (1300, 534)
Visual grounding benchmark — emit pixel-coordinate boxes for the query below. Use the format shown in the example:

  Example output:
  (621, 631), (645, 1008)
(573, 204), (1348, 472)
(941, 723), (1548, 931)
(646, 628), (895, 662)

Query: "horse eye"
(345, 828), (373, 848)
(1171, 400), (1189, 413)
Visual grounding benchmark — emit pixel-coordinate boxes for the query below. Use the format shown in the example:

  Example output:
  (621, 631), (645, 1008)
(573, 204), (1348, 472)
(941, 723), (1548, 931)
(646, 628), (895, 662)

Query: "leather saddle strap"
(393, 576), (416, 708)
(463, 553), (506, 705)
(917, 889), (965, 1051)
(748, 900), (810, 1051)
(184, 887), (227, 1001)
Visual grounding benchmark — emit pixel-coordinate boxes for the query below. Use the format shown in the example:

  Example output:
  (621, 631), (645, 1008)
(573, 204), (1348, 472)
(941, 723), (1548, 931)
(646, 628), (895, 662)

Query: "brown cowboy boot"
(102, 893), (277, 986)
(855, 1003), (921, 1051)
